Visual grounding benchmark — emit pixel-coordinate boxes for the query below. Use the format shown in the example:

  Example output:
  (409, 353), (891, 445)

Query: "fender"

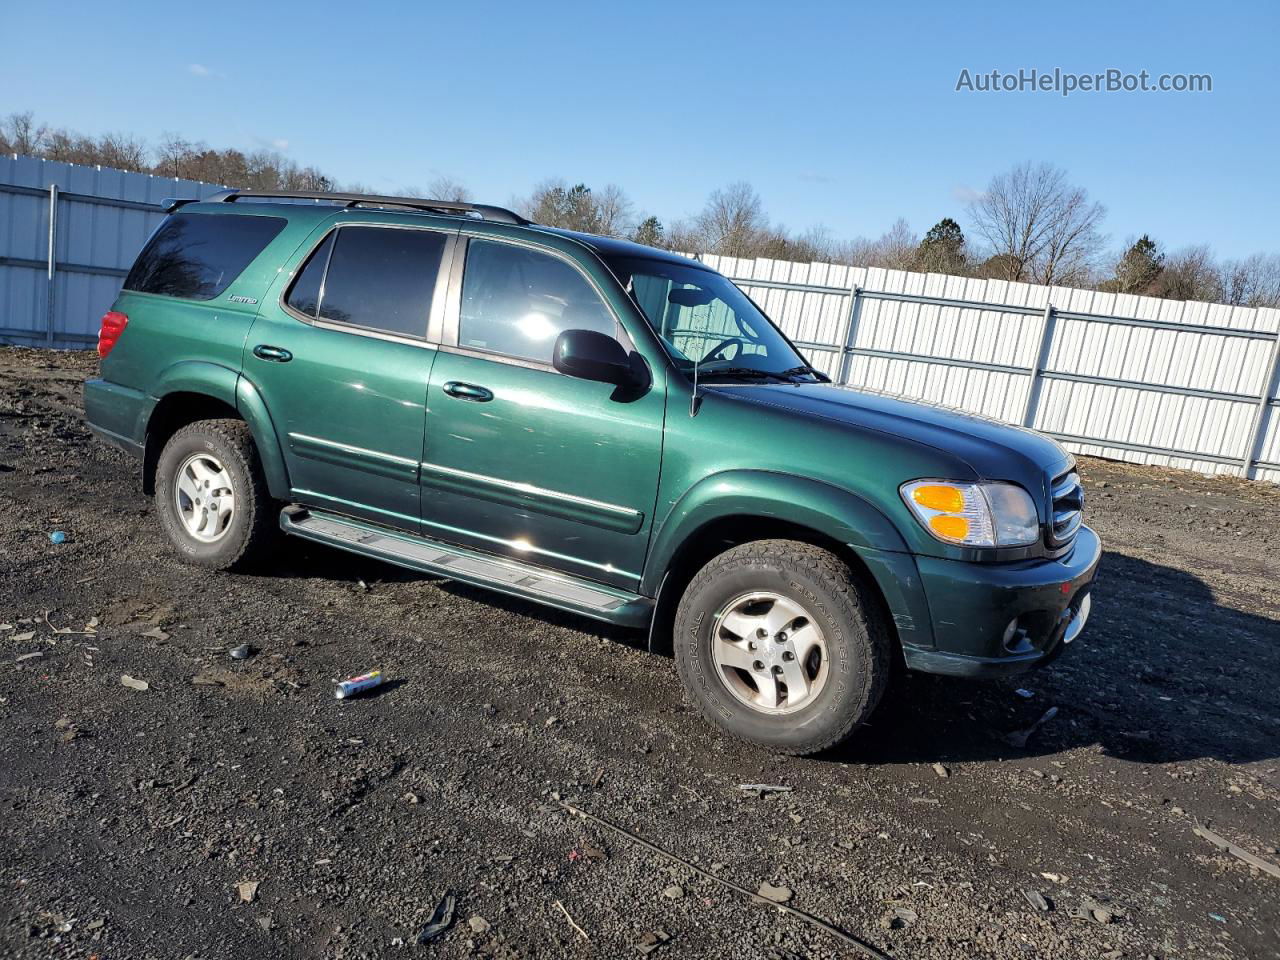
(138, 359), (240, 437)
(138, 360), (291, 500)
(234, 375), (291, 500)
(643, 470), (936, 650)
(642, 470), (910, 596)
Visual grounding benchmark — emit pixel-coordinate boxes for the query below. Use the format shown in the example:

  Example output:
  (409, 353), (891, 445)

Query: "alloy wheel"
(173, 452), (236, 543)
(710, 591), (830, 715)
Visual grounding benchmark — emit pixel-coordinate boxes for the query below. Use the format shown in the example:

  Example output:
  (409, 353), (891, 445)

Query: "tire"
(154, 419), (275, 570)
(673, 539), (891, 755)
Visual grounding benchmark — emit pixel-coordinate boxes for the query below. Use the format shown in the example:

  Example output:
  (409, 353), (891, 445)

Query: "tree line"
(0, 111), (331, 193)
(4, 112), (1277, 308)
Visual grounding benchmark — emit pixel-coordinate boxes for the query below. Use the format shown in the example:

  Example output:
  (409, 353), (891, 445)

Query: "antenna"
(690, 348), (702, 416)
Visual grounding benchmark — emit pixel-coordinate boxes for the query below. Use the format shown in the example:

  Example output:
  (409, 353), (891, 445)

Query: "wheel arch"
(643, 471), (916, 655)
(140, 362), (289, 499)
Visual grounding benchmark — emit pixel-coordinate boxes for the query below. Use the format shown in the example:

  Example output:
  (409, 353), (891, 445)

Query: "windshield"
(605, 257), (823, 382)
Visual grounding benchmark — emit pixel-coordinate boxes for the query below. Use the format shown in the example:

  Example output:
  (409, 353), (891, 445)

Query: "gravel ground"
(1, 345), (1278, 960)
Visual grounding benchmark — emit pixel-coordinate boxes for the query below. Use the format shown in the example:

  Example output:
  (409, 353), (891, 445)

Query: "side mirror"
(553, 328), (634, 386)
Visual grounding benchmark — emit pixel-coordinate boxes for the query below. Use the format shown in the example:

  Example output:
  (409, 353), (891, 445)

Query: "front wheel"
(673, 539), (891, 755)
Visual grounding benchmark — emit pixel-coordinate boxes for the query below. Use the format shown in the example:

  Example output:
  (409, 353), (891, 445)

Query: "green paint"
(84, 200), (1099, 674)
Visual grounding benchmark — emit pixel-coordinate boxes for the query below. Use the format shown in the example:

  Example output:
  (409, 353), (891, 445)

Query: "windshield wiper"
(697, 366), (793, 383)
(778, 364), (830, 382)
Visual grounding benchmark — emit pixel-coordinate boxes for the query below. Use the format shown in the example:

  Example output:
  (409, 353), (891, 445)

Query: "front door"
(244, 222), (454, 531)
(422, 237), (665, 590)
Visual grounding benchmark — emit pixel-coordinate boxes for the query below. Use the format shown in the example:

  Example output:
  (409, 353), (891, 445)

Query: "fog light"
(1002, 618), (1020, 651)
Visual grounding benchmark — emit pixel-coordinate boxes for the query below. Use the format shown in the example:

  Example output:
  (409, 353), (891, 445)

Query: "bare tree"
(824, 235), (880, 267)
(0, 111), (49, 155)
(1154, 245), (1222, 302)
(154, 134), (198, 179)
(521, 178), (593, 229)
(820, 220), (920, 270)
(693, 182), (769, 257)
(426, 176), (472, 202)
(96, 132), (149, 172)
(516, 179), (634, 236)
(967, 162), (1106, 285)
(1031, 189), (1107, 286)
(1219, 252), (1280, 308)
(872, 218), (921, 271)
(593, 183), (633, 237)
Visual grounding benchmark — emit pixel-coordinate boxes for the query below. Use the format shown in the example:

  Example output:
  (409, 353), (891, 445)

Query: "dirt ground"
(1, 345), (1278, 960)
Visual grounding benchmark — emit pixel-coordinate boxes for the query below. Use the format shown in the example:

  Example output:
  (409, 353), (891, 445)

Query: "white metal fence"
(0, 154), (225, 348)
(1, 155), (1277, 482)
(698, 255), (1280, 484)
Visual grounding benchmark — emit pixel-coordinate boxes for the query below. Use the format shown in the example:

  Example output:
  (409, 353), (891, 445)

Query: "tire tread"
(156, 418), (274, 570)
(674, 538), (891, 755)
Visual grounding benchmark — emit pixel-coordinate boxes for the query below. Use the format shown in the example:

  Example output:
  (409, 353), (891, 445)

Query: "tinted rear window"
(124, 213), (286, 301)
(286, 226), (446, 338)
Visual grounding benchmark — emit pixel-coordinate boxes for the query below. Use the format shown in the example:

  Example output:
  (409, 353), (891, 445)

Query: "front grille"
(1049, 470), (1084, 545)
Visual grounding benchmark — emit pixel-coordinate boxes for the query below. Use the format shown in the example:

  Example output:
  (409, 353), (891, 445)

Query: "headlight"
(900, 480), (1040, 548)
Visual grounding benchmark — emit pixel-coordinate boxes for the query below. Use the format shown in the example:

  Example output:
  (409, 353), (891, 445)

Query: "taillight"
(97, 311), (129, 358)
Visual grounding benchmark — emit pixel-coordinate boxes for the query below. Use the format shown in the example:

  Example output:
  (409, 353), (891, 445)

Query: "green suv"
(84, 190), (1099, 754)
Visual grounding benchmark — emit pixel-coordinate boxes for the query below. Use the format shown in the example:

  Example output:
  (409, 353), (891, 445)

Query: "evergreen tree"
(916, 217), (967, 275)
(1110, 234), (1165, 294)
(632, 215), (664, 248)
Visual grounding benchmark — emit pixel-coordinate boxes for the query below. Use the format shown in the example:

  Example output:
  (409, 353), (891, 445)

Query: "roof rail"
(197, 189), (530, 225)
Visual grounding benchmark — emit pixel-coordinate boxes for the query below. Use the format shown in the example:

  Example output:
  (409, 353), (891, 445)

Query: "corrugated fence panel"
(712, 254), (1280, 483)
(1258, 409), (1280, 484)
(838, 270), (1043, 423)
(0, 154), (225, 347)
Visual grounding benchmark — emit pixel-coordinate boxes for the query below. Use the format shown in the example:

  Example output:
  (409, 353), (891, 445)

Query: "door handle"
(253, 344), (293, 363)
(443, 381), (493, 402)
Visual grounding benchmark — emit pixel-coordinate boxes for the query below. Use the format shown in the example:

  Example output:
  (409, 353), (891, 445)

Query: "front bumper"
(902, 524), (1101, 678)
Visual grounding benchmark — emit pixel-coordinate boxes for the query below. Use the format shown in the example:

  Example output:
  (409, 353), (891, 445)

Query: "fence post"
(1241, 330), (1280, 479)
(45, 183), (58, 347)
(1021, 302), (1057, 428)
(835, 285), (863, 385)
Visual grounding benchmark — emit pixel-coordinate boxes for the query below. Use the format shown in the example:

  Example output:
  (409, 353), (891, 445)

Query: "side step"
(280, 507), (654, 629)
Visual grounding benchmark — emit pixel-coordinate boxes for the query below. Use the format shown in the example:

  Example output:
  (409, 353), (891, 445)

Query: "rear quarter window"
(123, 212), (286, 301)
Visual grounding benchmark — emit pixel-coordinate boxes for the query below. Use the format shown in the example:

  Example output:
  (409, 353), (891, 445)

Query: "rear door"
(244, 222), (455, 532)
(421, 236), (666, 590)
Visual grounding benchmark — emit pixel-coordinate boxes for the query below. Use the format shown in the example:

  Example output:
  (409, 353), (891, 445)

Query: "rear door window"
(124, 212), (286, 300)
(286, 226), (446, 339)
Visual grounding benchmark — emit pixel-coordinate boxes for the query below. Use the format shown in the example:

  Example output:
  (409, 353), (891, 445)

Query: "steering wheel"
(702, 337), (744, 364)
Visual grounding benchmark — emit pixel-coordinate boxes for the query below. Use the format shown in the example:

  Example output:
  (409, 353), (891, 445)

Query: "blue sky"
(5, 0), (1277, 258)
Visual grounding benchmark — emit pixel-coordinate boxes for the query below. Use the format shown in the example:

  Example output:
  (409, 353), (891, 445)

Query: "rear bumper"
(84, 377), (147, 452)
(87, 422), (144, 458)
(902, 525), (1101, 678)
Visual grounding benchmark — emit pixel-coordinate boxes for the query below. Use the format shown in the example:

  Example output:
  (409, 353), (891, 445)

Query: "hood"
(708, 381), (1072, 487)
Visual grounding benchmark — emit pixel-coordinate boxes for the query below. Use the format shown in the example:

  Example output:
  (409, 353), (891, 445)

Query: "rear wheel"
(154, 419), (275, 570)
(673, 539), (890, 755)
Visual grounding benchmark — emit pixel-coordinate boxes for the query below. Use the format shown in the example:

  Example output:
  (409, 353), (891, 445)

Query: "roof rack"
(182, 189), (530, 225)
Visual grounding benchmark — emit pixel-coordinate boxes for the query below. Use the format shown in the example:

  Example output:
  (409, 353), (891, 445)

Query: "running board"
(279, 507), (653, 628)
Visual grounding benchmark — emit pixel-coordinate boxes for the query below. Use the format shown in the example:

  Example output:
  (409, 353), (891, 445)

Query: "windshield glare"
(605, 257), (812, 379)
